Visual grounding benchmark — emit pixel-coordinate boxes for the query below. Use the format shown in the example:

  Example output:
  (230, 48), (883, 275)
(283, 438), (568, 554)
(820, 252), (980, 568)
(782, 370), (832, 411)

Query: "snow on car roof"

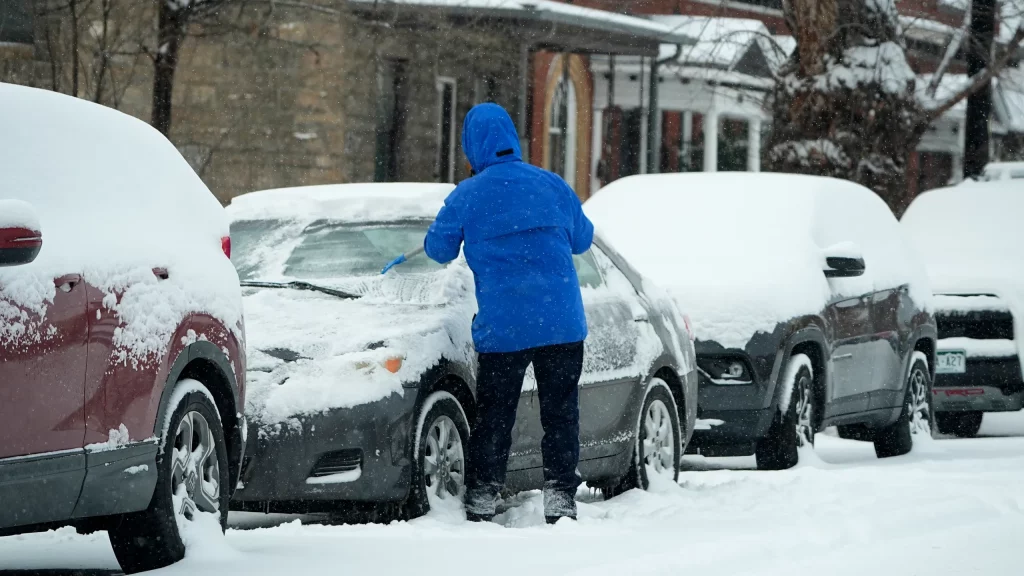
(587, 172), (928, 348)
(227, 183), (453, 223)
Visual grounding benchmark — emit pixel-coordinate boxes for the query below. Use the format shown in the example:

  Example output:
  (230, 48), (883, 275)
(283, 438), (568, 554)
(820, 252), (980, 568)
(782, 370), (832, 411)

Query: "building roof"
(349, 0), (696, 55)
(652, 16), (771, 69)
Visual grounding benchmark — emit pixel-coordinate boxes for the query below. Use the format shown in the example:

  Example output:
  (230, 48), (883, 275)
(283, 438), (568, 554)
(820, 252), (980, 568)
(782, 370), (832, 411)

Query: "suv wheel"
(935, 411), (983, 438)
(874, 356), (932, 458)
(108, 379), (230, 574)
(403, 392), (469, 519)
(756, 355), (813, 471)
(603, 378), (681, 499)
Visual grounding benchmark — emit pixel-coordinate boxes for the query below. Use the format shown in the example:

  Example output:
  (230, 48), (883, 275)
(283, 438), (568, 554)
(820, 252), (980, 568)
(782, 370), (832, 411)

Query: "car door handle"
(54, 274), (82, 292)
(633, 315), (649, 323)
(833, 353), (854, 361)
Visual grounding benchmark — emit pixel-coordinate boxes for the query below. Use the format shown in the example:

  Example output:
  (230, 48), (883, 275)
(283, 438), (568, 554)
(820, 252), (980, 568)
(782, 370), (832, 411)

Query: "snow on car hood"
(243, 264), (475, 427)
(587, 173), (929, 350)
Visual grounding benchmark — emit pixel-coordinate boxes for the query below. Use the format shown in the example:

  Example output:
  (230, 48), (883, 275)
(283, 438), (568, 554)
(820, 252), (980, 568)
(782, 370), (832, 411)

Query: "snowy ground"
(3, 413), (1023, 576)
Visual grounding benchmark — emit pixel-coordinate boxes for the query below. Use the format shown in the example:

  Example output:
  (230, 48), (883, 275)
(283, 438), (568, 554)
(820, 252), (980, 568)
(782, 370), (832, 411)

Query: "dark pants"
(465, 341), (585, 517)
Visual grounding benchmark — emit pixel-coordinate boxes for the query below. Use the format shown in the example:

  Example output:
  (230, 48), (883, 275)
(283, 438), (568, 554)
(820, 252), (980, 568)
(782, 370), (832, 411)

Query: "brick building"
(2, 0), (1020, 202)
(0, 0), (690, 203)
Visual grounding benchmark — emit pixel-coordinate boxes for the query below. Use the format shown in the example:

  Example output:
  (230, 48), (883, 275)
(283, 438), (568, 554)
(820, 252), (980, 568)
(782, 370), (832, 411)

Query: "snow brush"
(381, 246), (425, 275)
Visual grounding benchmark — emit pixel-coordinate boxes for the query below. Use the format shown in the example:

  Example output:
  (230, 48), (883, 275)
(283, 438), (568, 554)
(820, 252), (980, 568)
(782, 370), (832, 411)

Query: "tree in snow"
(766, 0), (1024, 214)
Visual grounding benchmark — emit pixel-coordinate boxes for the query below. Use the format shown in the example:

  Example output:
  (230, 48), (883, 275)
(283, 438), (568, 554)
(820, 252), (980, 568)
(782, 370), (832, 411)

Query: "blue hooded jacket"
(424, 103), (594, 354)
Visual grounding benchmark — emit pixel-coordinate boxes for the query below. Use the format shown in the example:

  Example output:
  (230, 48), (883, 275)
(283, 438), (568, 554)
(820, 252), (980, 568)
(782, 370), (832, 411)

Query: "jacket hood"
(462, 103), (522, 174)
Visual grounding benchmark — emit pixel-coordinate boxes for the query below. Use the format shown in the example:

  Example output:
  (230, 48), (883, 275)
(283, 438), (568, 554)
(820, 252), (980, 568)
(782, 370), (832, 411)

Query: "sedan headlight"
(697, 356), (753, 385)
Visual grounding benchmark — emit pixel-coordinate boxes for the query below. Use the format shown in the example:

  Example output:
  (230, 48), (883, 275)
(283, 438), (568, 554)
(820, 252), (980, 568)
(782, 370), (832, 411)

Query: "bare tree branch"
(927, 24), (1024, 122)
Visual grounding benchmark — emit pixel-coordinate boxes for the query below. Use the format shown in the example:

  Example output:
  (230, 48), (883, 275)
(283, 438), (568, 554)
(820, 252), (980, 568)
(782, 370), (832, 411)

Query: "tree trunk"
(964, 0), (997, 179)
(152, 3), (188, 136)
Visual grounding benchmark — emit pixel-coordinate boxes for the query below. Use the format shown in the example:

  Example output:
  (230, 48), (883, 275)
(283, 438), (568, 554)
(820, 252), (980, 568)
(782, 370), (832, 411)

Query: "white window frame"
(548, 77), (578, 184)
(435, 76), (457, 183)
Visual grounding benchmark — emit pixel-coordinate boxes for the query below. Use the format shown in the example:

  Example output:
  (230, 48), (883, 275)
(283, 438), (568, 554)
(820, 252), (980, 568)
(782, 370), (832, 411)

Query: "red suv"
(0, 84), (246, 573)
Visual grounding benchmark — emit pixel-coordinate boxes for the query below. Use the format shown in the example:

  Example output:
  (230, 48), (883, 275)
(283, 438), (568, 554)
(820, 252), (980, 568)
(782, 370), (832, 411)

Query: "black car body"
(226, 184), (697, 516)
(586, 173), (938, 469)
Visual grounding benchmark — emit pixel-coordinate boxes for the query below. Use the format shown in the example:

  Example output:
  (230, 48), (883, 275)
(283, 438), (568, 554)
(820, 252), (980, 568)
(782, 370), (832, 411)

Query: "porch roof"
(348, 0), (697, 56)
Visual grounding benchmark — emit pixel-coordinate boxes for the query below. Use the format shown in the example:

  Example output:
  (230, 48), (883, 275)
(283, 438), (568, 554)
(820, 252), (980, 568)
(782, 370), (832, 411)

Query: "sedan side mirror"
(822, 242), (865, 278)
(0, 200), (43, 268)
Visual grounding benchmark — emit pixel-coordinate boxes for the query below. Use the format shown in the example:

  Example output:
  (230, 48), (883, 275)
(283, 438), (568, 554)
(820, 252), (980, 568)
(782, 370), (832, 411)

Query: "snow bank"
(0, 199), (40, 231)
(902, 180), (1024, 368)
(0, 84), (241, 363)
(586, 173), (929, 349)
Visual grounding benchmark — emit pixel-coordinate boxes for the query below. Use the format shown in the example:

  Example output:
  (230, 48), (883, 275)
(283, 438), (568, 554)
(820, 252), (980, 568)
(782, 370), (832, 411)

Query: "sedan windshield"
(231, 219), (443, 282)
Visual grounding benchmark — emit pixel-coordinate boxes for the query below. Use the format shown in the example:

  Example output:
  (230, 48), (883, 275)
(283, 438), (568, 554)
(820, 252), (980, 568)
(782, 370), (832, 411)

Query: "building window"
(436, 77), (457, 183)
(618, 108), (644, 178)
(718, 117), (750, 172)
(0, 0), (33, 44)
(683, 112), (705, 172)
(474, 75), (498, 104)
(548, 77), (577, 184)
(375, 59), (407, 183)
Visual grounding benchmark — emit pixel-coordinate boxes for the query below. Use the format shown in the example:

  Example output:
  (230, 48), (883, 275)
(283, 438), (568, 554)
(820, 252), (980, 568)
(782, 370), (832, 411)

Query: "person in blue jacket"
(424, 103), (594, 524)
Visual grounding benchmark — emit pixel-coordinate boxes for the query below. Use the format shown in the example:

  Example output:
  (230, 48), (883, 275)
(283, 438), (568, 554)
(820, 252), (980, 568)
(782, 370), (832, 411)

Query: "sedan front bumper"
(231, 390), (419, 508)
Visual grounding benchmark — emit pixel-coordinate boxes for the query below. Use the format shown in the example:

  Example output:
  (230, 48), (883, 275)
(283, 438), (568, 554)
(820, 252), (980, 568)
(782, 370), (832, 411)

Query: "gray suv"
(586, 172), (937, 469)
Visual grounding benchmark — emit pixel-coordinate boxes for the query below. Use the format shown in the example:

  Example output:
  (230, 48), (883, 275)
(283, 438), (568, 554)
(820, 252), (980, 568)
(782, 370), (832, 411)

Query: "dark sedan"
(226, 183), (697, 519)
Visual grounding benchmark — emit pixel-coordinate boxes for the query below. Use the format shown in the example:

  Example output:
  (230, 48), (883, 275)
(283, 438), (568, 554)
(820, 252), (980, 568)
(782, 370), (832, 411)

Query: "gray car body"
(231, 233), (697, 513)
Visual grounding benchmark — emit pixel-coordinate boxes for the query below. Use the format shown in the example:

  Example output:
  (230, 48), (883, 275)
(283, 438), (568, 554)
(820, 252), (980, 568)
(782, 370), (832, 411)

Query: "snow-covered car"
(0, 84), (245, 573)
(901, 180), (1024, 437)
(227, 183), (697, 518)
(981, 161), (1024, 182)
(586, 173), (937, 469)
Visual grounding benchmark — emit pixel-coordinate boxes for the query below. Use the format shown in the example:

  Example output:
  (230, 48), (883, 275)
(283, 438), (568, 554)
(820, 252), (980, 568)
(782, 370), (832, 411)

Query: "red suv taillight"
(221, 236), (231, 258)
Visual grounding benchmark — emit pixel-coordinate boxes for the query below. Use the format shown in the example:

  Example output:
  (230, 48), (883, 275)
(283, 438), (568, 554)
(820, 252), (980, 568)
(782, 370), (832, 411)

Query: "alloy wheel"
(908, 367), (931, 434)
(642, 399), (676, 477)
(423, 415), (465, 499)
(794, 374), (813, 447)
(171, 410), (221, 521)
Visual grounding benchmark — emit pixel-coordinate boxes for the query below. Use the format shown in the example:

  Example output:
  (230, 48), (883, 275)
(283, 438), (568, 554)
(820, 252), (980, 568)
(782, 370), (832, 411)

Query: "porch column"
(748, 117), (762, 172)
(703, 109), (719, 172)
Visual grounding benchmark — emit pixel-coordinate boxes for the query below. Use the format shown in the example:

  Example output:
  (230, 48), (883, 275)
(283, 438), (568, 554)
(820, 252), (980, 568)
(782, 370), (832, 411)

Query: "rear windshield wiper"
(241, 280), (360, 300)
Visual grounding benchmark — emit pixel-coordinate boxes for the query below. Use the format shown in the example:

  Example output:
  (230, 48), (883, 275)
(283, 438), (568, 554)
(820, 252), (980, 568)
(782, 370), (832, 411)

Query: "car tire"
(403, 391), (470, 519)
(603, 378), (681, 499)
(108, 379), (230, 574)
(756, 355), (813, 471)
(874, 357), (933, 458)
(935, 411), (983, 438)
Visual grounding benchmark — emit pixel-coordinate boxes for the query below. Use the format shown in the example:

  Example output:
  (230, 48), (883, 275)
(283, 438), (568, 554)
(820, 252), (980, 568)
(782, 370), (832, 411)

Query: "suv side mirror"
(0, 200), (43, 268)
(822, 242), (865, 278)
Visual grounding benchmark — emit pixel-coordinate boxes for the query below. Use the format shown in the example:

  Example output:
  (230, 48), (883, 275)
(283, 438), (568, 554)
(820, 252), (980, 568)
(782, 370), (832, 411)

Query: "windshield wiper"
(240, 280), (360, 300)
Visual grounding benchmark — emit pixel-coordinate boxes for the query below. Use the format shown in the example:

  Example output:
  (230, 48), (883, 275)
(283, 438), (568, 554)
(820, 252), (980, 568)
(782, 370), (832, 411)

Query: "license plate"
(936, 350), (966, 374)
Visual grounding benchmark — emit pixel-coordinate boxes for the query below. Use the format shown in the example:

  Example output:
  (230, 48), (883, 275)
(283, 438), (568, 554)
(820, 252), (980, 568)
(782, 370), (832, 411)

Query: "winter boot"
(465, 483), (499, 522)
(543, 487), (577, 524)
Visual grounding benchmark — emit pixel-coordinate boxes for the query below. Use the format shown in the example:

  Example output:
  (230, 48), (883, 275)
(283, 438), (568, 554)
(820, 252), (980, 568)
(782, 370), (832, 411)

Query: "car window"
(573, 251), (604, 289)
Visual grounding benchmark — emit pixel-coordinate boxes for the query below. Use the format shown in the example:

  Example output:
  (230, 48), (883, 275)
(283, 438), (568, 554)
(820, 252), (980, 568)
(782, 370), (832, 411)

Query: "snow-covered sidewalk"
(3, 414), (1023, 575)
